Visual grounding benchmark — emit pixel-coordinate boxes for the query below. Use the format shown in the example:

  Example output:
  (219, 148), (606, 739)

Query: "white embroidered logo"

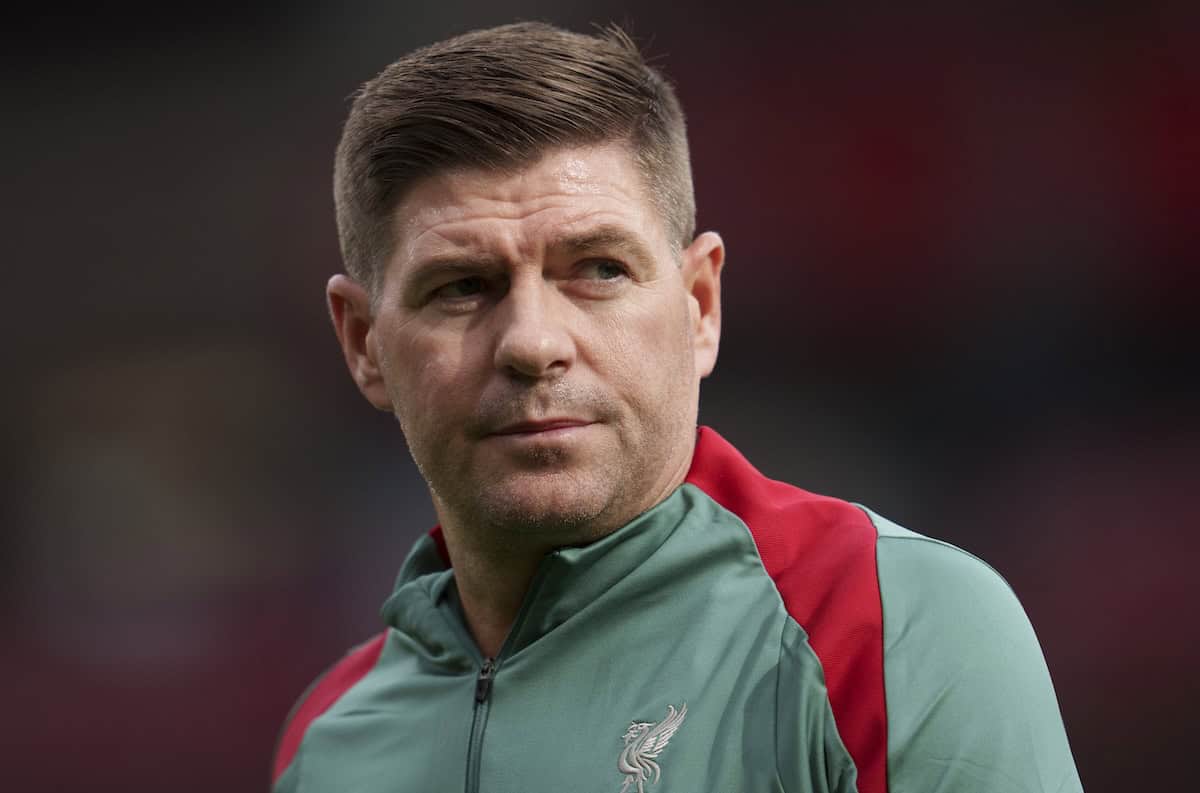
(618, 703), (688, 793)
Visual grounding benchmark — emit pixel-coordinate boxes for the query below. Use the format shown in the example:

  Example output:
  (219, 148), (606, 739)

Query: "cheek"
(387, 333), (474, 428)
(598, 296), (694, 405)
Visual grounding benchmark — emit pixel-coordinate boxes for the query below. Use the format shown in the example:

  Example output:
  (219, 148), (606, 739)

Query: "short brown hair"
(333, 22), (696, 294)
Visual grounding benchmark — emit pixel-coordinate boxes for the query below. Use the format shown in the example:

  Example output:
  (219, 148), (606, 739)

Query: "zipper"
(475, 657), (495, 704)
(465, 657), (495, 793)
(459, 553), (557, 793)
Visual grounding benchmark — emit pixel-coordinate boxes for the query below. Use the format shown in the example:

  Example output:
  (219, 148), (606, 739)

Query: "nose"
(492, 277), (575, 379)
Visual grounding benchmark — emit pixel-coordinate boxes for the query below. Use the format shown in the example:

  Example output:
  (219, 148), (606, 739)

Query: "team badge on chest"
(617, 703), (688, 793)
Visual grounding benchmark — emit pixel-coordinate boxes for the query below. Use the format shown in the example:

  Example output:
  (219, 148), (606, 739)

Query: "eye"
(577, 259), (628, 281)
(433, 276), (487, 300)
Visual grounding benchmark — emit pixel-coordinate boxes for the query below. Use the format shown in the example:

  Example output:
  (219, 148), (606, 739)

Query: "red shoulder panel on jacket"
(686, 427), (888, 793)
(272, 632), (389, 783)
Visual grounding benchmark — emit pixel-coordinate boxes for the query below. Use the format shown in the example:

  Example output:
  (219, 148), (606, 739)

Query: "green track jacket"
(273, 427), (1082, 793)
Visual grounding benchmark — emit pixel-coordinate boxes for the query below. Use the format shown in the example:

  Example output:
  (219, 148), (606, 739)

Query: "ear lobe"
(327, 274), (393, 411)
(682, 231), (724, 378)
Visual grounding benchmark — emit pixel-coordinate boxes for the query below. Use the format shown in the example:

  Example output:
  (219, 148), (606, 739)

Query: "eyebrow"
(402, 224), (657, 297)
(548, 225), (655, 264)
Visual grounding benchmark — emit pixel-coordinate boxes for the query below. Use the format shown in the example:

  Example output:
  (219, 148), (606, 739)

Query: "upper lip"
(491, 418), (594, 435)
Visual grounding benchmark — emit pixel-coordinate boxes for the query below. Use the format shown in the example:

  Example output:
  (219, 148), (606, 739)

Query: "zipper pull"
(475, 658), (495, 704)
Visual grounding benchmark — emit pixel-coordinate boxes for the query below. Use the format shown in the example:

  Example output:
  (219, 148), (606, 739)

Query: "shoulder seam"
(858, 506), (1017, 599)
(874, 532), (1018, 600)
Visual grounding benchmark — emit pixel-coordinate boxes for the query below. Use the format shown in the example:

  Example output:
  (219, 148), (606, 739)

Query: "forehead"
(388, 143), (669, 265)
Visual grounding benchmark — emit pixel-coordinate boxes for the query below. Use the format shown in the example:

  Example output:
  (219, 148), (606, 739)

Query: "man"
(272, 22), (1082, 793)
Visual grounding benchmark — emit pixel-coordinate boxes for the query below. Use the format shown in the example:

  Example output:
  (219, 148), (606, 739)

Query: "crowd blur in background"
(6, 2), (1196, 791)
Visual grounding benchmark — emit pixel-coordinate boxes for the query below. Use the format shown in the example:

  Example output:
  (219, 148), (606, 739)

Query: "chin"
(476, 474), (612, 538)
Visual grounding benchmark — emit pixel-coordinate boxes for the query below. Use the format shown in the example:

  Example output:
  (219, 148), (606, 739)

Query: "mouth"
(490, 418), (596, 437)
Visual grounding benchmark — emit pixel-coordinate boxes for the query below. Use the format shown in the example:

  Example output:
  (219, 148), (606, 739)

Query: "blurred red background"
(5, 2), (1196, 790)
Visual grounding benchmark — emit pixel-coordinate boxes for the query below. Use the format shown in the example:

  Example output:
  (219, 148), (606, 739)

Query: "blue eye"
(580, 259), (627, 280)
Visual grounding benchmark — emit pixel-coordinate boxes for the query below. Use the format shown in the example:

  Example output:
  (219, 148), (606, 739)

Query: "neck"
(443, 534), (544, 659)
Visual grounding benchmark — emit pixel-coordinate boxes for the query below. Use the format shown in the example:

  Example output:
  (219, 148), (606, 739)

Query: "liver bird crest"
(617, 703), (688, 793)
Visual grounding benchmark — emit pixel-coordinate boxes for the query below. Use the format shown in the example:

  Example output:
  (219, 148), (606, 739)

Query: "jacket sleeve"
(869, 509), (1083, 793)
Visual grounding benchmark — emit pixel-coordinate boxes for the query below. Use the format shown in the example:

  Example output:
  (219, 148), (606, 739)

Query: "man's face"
(333, 143), (722, 547)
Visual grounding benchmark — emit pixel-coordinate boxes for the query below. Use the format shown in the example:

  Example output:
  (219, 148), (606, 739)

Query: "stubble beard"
(419, 425), (638, 554)
(409, 420), (697, 560)
(394, 383), (634, 553)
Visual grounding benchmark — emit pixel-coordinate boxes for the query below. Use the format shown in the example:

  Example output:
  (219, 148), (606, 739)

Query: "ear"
(327, 274), (392, 411)
(680, 231), (724, 378)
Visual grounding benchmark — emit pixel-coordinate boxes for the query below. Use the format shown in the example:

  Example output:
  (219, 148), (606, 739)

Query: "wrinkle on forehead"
(389, 143), (664, 267)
